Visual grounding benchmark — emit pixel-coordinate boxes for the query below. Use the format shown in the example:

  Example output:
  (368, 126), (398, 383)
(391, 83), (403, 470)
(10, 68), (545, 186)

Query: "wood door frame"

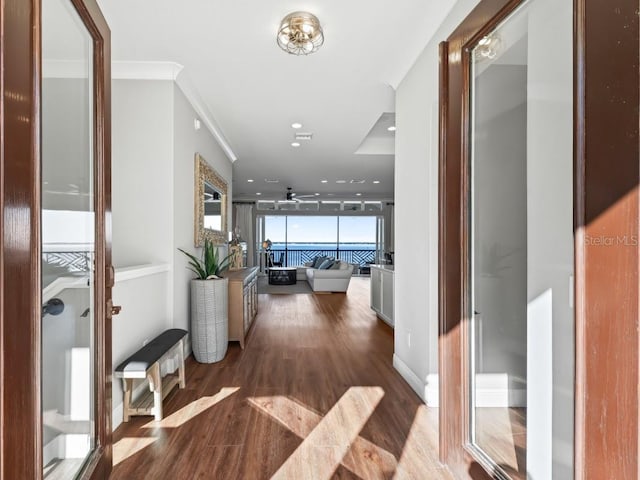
(0, 0), (112, 478)
(438, 0), (639, 478)
(573, 0), (638, 478)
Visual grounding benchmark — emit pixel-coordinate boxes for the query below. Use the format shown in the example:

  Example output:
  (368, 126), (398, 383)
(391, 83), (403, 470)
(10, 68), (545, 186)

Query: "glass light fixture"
(475, 33), (503, 60)
(277, 11), (324, 55)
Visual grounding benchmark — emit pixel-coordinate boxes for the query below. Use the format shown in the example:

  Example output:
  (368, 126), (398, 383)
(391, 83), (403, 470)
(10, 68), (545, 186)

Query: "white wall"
(111, 268), (172, 431)
(112, 80), (175, 267)
(172, 83), (233, 333)
(42, 78), (91, 211)
(395, 0), (483, 404)
(526, 0), (574, 477)
(110, 78), (234, 429)
(473, 65), (528, 394)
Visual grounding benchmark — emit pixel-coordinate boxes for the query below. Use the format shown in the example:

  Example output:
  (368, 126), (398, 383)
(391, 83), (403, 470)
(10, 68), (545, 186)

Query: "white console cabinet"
(370, 265), (394, 327)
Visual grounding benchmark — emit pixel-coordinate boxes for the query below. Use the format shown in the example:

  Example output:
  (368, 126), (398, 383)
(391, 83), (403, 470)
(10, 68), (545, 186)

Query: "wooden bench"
(115, 328), (187, 422)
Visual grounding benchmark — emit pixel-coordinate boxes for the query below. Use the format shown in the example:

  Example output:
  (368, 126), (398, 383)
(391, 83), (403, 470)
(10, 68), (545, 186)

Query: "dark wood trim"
(574, 0), (639, 478)
(68, 1), (113, 478)
(0, 0), (42, 478)
(441, 0), (639, 478)
(1, 0), (111, 478)
(438, 0), (524, 478)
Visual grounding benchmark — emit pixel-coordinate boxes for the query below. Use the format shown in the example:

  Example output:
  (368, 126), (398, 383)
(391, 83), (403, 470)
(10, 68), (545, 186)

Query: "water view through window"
(264, 215), (377, 267)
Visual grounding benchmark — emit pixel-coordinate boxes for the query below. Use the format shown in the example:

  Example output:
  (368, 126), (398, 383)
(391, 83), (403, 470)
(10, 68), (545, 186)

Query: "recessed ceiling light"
(388, 126), (396, 132)
(314, 193), (320, 196)
(336, 180), (346, 184)
(327, 193), (334, 196)
(291, 122), (302, 129)
(247, 179), (254, 183)
(321, 179), (328, 183)
(356, 193), (362, 196)
(291, 142), (301, 147)
(373, 180), (381, 184)
(256, 192), (262, 195)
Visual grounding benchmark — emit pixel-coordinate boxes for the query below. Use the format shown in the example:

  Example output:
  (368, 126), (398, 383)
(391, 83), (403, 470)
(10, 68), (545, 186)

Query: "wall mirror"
(195, 153), (227, 246)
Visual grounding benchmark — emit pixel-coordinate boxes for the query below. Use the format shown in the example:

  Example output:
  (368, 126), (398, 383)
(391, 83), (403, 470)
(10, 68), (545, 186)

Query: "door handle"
(107, 299), (122, 317)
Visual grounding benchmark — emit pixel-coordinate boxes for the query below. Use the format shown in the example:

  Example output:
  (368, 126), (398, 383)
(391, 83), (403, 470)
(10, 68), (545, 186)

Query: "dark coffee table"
(268, 267), (297, 285)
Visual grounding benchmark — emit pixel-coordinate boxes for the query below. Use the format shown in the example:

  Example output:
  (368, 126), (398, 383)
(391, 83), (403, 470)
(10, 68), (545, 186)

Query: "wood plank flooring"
(110, 278), (452, 480)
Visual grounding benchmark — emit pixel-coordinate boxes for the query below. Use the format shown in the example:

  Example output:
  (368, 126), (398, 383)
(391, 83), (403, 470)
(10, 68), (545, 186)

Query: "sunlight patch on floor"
(113, 437), (158, 466)
(249, 386), (389, 480)
(393, 405), (451, 480)
(142, 387), (240, 429)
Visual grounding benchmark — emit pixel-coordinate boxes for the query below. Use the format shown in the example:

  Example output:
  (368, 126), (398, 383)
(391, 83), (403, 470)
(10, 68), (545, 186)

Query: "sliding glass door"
(258, 215), (380, 269)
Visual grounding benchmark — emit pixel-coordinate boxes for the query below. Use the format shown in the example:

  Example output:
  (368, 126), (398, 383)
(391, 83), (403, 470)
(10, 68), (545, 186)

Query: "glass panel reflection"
(469, 0), (574, 477)
(42, 0), (95, 478)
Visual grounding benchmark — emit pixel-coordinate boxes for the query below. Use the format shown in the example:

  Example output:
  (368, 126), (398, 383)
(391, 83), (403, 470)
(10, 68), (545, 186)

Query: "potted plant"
(178, 240), (232, 363)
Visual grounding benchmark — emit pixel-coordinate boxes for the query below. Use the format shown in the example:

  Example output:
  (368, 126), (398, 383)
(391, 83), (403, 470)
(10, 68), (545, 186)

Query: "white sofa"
(297, 260), (354, 292)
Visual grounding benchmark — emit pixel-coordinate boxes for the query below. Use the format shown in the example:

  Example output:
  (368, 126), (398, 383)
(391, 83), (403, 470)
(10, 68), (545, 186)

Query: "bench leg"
(178, 339), (186, 389)
(147, 363), (163, 421)
(122, 378), (133, 422)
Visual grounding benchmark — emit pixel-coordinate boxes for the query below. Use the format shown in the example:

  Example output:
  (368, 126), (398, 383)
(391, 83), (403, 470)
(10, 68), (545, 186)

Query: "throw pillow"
(329, 261), (341, 270)
(318, 259), (334, 270)
(312, 256), (327, 268)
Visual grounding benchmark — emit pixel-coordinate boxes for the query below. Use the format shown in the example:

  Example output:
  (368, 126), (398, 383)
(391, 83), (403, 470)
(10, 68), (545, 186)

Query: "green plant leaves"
(178, 239), (234, 279)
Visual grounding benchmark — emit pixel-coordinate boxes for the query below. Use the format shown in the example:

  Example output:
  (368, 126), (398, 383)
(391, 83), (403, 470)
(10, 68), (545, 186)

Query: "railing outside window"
(268, 248), (375, 268)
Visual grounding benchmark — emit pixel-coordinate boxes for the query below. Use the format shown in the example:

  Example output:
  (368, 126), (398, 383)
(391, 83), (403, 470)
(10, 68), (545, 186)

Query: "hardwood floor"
(110, 278), (451, 480)
(475, 408), (526, 480)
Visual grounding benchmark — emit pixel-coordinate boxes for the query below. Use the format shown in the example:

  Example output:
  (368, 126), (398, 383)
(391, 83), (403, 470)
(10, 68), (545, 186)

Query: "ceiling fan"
(285, 187), (316, 202)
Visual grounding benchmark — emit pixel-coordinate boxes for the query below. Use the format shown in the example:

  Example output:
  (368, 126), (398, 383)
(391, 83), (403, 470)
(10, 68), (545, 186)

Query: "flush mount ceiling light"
(387, 126), (396, 132)
(291, 122), (303, 129)
(291, 142), (301, 147)
(277, 11), (324, 55)
(475, 33), (502, 60)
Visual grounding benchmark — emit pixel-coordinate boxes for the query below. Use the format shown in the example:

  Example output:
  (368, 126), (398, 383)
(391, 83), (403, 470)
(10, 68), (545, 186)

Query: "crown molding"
(43, 60), (237, 163)
(114, 61), (237, 162)
(111, 60), (184, 80)
(174, 71), (237, 162)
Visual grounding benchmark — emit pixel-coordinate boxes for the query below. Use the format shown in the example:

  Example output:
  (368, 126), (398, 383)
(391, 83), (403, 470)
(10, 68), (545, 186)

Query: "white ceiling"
(97, 0), (456, 202)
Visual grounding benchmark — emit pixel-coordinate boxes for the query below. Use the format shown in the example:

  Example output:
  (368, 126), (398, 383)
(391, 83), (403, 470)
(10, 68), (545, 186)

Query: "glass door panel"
(42, 0), (95, 477)
(469, 0), (573, 477)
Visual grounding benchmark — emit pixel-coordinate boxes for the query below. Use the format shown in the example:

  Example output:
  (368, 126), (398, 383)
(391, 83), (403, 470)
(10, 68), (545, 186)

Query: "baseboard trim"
(391, 358), (525, 408)
(43, 436), (64, 466)
(393, 354), (427, 403)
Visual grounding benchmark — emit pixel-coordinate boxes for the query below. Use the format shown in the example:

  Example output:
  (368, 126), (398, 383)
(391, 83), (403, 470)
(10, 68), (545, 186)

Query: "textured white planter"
(190, 278), (229, 363)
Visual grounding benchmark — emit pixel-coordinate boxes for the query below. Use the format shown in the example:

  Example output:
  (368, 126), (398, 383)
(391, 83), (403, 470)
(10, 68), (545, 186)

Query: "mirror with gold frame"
(194, 153), (227, 246)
